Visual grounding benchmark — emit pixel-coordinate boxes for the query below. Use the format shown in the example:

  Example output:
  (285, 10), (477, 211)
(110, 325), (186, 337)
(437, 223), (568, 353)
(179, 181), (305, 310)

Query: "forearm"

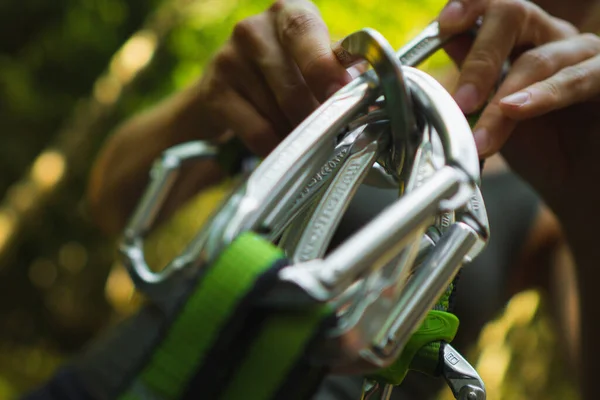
(556, 219), (600, 400)
(87, 84), (225, 235)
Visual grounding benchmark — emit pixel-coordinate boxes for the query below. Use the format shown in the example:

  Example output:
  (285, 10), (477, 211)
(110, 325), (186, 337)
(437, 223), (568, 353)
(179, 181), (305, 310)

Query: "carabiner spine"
(369, 222), (478, 363)
(120, 141), (218, 298)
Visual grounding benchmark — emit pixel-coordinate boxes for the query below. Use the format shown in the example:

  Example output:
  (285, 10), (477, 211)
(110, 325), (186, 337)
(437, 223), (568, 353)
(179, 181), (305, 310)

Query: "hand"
(438, 0), (600, 225)
(190, 0), (351, 157)
(87, 0), (355, 234)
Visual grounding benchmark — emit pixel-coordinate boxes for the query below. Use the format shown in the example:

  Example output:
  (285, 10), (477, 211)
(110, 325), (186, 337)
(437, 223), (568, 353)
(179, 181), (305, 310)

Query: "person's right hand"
(438, 0), (600, 228)
(187, 0), (351, 157)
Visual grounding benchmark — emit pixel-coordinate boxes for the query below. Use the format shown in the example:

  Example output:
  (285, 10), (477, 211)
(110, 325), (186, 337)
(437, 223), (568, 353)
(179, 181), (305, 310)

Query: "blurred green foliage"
(0, 0), (578, 398)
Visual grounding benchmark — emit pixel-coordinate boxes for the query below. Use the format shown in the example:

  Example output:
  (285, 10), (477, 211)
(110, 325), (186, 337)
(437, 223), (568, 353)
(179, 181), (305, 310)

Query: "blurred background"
(0, 0), (580, 398)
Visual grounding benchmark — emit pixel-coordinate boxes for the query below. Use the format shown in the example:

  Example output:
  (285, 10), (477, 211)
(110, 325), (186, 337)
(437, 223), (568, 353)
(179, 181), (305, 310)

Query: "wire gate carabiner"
(119, 21), (490, 400)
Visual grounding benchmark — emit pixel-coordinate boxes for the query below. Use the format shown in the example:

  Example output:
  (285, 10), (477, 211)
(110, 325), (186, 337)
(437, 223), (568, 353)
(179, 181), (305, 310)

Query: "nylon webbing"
(118, 233), (332, 400)
(221, 304), (331, 399)
(369, 285), (459, 386)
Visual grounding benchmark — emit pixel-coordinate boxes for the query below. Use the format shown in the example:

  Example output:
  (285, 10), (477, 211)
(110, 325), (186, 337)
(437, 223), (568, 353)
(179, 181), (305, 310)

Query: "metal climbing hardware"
(119, 19), (495, 400)
(442, 343), (486, 400)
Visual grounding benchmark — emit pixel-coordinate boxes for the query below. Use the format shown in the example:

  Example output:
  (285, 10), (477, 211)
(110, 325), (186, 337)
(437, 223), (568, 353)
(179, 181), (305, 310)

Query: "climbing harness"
(119, 20), (492, 400)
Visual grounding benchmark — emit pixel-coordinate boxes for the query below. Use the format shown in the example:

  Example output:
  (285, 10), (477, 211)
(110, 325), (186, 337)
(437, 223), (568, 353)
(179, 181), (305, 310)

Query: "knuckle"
(232, 18), (254, 43)
(280, 10), (320, 43)
(269, 0), (284, 13)
(553, 17), (578, 36)
(580, 32), (600, 44)
(202, 68), (232, 104)
(493, 0), (528, 23)
(465, 47), (503, 78)
(232, 17), (266, 56)
(212, 47), (238, 74)
(204, 78), (228, 104)
(580, 33), (600, 52)
(562, 65), (591, 96)
(520, 50), (555, 75)
(299, 48), (331, 81)
(270, 0), (320, 15)
(539, 79), (561, 102)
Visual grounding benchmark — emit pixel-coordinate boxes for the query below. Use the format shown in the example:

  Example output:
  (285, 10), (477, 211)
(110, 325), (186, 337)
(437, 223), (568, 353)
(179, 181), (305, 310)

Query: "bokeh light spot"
(30, 150), (66, 190)
(58, 242), (88, 274)
(29, 259), (58, 289)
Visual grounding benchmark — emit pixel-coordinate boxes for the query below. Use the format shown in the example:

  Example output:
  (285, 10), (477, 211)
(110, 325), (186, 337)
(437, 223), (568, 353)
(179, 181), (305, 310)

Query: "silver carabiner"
(340, 28), (418, 184)
(119, 23), (479, 307)
(120, 141), (218, 300)
(270, 121), (378, 242)
(282, 122), (389, 262)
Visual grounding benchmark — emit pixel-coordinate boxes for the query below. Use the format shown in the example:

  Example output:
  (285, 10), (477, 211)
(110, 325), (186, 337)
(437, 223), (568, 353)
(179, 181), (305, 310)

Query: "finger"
(331, 39), (364, 68)
(347, 61), (369, 79)
(443, 33), (474, 68)
(214, 42), (292, 137)
(271, 0), (352, 102)
(454, 0), (576, 114)
(501, 54), (600, 119)
(438, 0), (488, 33)
(499, 33), (600, 118)
(233, 13), (319, 127)
(330, 39), (370, 78)
(214, 89), (281, 157)
(473, 34), (600, 156)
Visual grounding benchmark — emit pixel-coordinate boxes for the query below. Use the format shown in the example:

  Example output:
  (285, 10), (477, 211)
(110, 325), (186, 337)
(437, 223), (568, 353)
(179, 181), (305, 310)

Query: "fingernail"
(500, 91), (531, 107)
(473, 128), (491, 155)
(454, 83), (479, 114)
(439, 1), (466, 26)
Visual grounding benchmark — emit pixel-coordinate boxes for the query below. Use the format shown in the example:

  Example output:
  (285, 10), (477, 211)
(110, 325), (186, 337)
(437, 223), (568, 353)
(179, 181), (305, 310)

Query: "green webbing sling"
(119, 233), (332, 400)
(370, 283), (460, 385)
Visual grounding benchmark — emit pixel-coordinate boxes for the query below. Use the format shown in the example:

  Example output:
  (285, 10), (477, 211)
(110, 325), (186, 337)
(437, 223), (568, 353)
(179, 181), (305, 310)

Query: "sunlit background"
(0, 0), (579, 398)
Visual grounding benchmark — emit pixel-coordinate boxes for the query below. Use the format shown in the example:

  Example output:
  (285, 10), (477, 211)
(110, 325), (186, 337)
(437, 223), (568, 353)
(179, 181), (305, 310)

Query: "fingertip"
(454, 82), (480, 114)
(438, 1), (467, 31)
(499, 91), (531, 107)
(472, 127), (492, 156)
(498, 90), (537, 119)
(472, 108), (517, 157)
(438, 0), (486, 33)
